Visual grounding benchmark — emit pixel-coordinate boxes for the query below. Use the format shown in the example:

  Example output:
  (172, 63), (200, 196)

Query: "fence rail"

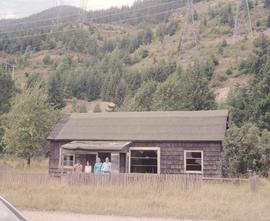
(64, 173), (202, 191)
(0, 171), (257, 192)
(0, 171), (51, 185)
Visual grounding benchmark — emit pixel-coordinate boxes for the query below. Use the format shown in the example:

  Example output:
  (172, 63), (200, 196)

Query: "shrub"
(93, 104), (102, 113)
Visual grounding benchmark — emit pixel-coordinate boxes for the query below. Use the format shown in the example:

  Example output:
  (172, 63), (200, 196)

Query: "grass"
(0, 155), (48, 172)
(0, 179), (270, 220)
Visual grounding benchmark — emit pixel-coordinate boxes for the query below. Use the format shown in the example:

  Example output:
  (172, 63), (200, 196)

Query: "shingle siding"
(131, 141), (222, 177)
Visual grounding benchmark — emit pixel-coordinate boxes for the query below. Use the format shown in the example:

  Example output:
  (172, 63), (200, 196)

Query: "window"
(130, 148), (160, 174)
(184, 151), (203, 174)
(63, 154), (75, 167)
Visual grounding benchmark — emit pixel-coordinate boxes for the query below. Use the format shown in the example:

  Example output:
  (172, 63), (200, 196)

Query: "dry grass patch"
(0, 179), (270, 220)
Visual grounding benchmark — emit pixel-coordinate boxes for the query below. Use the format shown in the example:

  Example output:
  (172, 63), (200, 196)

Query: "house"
(47, 110), (229, 177)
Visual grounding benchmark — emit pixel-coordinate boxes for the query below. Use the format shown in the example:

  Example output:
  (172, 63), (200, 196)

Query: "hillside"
(0, 0), (269, 107)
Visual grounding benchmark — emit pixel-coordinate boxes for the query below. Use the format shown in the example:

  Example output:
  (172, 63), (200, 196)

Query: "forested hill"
(0, 0), (270, 109)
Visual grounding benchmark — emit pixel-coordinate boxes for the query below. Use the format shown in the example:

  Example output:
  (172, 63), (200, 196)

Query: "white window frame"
(62, 154), (75, 168)
(184, 150), (203, 174)
(129, 147), (160, 174)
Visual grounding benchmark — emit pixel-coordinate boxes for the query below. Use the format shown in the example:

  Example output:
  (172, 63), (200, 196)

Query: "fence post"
(249, 175), (257, 192)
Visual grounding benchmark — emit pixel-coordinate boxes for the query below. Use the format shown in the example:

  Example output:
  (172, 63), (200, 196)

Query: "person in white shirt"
(84, 160), (92, 173)
(101, 157), (112, 173)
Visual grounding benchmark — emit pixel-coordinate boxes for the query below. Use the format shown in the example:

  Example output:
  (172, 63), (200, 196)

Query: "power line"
(0, 3), (182, 41)
(0, 7), (181, 42)
(0, 0), (182, 30)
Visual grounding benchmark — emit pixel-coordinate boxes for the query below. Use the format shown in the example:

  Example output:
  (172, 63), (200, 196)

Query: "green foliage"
(67, 68), (101, 101)
(101, 69), (122, 101)
(1, 85), (60, 166)
(115, 78), (128, 106)
(93, 104), (102, 113)
(173, 64), (217, 111)
(199, 56), (218, 80)
(42, 53), (53, 65)
(144, 60), (177, 82)
(47, 72), (65, 109)
(156, 21), (179, 41)
(220, 4), (234, 27)
(267, 14), (270, 28)
(152, 75), (182, 111)
(25, 73), (44, 89)
(0, 70), (15, 115)
(79, 104), (87, 113)
(229, 35), (270, 130)
(125, 81), (157, 111)
(224, 123), (270, 177)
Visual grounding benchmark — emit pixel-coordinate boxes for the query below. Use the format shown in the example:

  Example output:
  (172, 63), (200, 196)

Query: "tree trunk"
(27, 156), (31, 167)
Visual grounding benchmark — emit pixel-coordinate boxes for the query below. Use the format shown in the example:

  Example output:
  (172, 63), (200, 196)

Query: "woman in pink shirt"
(73, 160), (83, 173)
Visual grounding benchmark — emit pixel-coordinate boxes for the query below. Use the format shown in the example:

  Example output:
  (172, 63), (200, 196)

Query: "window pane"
(185, 151), (202, 172)
(186, 152), (201, 159)
(130, 150), (158, 174)
(63, 155), (74, 166)
(131, 158), (157, 166)
(131, 165), (157, 173)
(186, 165), (202, 171)
(131, 150), (157, 158)
(186, 159), (201, 165)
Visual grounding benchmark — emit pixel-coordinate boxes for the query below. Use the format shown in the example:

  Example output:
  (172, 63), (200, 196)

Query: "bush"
(43, 54), (53, 65)
(141, 49), (149, 59)
(93, 104), (102, 113)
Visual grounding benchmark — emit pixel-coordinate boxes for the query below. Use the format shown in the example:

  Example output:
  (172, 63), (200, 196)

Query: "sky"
(0, 0), (136, 19)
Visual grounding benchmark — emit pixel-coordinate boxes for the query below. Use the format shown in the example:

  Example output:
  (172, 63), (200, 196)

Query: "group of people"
(73, 157), (112, 174)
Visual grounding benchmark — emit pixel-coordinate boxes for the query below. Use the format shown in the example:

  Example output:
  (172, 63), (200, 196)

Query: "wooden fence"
(64, 173), (202, 191)
(0, 171), (51, 186)
(0, 171), (257, 192)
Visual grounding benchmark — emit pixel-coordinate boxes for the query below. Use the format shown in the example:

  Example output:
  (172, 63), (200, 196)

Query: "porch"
(59, 141), (161, 174)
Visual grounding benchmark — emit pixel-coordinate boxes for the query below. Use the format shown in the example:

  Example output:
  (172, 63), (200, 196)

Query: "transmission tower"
(178, 0), (199, 55)
(55, 0), (63, 26)
(80, 0), (88, 23)
(233, 0), (253, 39)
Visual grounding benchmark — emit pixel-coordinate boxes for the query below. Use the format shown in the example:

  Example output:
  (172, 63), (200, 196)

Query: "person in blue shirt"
(94, 157), (102, 174)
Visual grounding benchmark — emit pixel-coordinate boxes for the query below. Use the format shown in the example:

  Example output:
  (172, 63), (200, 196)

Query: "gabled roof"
(48, 110), (229, 142)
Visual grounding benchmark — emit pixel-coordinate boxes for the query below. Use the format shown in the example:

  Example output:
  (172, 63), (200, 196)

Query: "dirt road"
(22, 211), (210, 221)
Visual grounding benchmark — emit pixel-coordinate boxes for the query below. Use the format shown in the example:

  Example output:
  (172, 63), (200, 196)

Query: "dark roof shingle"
(48, 110), (229, 141)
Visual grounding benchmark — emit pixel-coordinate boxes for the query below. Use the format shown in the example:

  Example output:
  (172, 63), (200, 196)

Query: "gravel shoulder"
(22, 211), (210, 221)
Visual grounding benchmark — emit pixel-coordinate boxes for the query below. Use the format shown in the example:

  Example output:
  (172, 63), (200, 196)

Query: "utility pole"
(178, 0), (199, 55)
(233, 0), (253, 40)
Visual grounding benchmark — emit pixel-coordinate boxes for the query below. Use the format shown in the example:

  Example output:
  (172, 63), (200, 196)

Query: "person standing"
(73, 160), (83, 173)
(94, 157), (102, 174)
(101, 157), (112, 173)
(84, 160), (92, 173)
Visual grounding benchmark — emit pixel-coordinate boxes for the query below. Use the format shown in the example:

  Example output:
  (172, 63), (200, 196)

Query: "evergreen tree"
(267, 14), (270, 28)
(0, 70), (15, 115)
(126, 81), (157, 111)
(152, 75), (182, 111)
(177, 65), (217, 110)
(47, 72), (65, 109)
(115, 78), (128, 106)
